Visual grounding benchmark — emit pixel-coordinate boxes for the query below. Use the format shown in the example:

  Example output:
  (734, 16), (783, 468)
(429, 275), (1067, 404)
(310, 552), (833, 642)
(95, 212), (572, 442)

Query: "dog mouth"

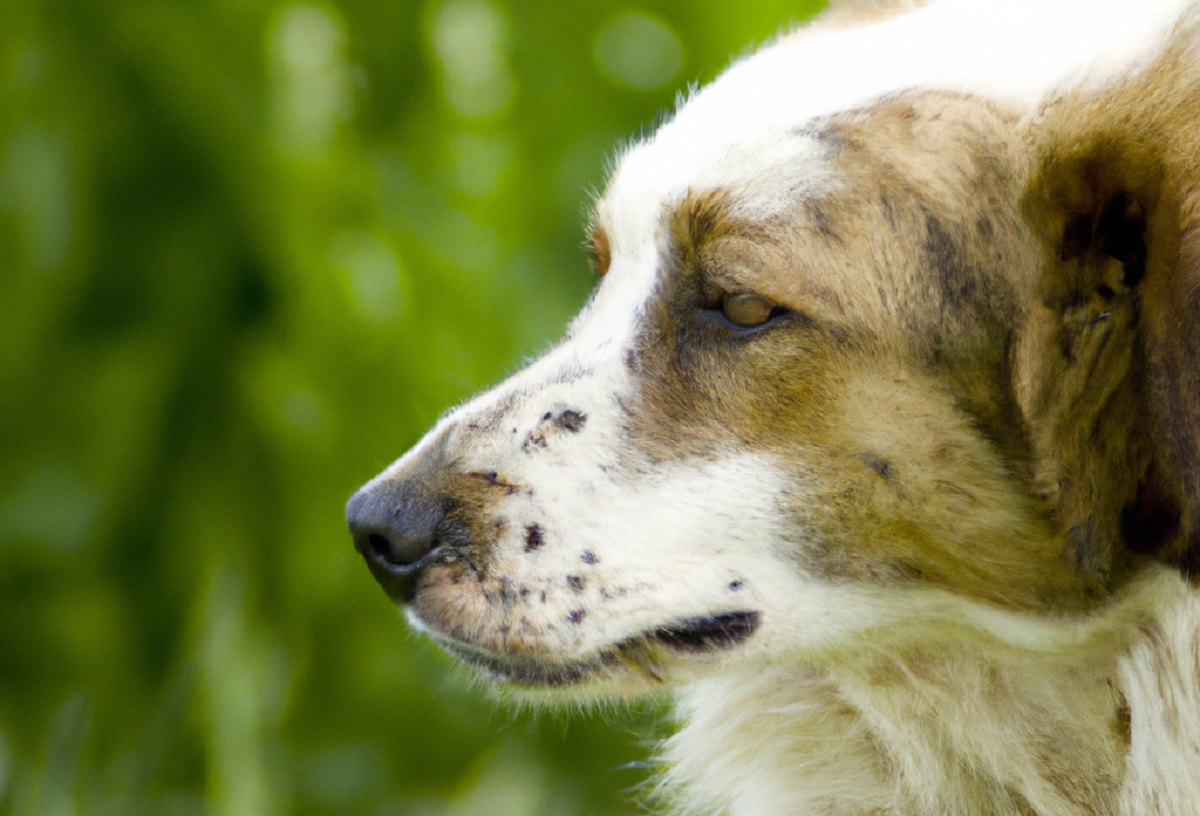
(436, 611), (762, 688)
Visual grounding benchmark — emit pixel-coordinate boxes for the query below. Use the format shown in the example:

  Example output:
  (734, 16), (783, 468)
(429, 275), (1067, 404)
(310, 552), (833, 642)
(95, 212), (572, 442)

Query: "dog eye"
(722, 292), (779, 327)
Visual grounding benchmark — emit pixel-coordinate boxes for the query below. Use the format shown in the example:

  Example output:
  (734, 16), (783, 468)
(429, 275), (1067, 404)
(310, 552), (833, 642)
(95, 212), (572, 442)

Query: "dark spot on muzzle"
(524, 524), (544, 552)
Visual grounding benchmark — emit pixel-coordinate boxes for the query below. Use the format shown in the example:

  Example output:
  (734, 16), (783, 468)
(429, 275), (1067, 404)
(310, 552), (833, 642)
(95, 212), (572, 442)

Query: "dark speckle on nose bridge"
(522, 408), (588, 452)
(553, 409), (586, 432)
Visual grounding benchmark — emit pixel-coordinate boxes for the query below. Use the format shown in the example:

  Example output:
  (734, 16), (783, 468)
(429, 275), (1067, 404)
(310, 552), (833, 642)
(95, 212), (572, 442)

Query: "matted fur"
(348, 1), (1200, 813)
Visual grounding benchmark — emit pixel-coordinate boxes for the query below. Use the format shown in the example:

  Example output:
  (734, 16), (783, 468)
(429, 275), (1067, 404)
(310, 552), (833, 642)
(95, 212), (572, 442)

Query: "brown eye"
(722, 292), (777, 327)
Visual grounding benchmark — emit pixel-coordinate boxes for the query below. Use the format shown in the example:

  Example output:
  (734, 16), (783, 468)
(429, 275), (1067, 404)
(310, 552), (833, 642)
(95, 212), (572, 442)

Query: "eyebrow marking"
(671, 189), (735, 259)
(587, 223), (612, 276)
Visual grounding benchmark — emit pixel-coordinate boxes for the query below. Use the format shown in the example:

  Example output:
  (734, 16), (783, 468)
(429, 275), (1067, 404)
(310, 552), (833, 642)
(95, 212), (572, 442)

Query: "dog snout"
(347, 480), (449, 603)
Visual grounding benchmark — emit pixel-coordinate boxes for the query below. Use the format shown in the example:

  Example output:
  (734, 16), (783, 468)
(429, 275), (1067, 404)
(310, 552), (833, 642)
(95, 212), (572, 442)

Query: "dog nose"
(347, 480), (447, 603)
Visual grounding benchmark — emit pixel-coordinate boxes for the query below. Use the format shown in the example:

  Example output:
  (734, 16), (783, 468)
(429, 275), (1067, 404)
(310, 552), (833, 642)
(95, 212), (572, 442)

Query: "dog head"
(348, 1), (1200, 699)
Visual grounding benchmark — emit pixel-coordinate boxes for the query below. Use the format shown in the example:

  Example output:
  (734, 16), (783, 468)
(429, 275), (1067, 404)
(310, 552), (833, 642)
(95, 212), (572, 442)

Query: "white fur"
(1119, 580), (1200, 815)
(664, 568), (1200, 816)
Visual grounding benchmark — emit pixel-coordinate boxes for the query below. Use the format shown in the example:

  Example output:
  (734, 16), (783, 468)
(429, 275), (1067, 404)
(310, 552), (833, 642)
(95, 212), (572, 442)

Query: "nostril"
(367, 533), (393, 561)
(354, 528), (429, 569)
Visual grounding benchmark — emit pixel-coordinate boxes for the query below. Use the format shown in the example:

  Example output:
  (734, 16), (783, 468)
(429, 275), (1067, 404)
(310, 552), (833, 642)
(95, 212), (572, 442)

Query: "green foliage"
(0, 0), (823, 813)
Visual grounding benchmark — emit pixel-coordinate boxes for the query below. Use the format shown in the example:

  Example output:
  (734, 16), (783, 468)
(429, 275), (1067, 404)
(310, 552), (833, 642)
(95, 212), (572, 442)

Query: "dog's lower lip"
(437, 610), (762, 687)
(649, 611), (762, 652)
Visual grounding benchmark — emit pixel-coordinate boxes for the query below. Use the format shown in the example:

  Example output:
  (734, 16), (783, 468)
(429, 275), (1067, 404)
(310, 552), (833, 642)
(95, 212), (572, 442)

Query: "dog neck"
(660, 569), (1200, 816)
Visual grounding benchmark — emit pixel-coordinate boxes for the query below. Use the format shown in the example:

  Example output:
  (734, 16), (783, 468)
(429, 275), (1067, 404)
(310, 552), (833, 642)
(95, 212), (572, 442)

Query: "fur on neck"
(660, 568), (1200, 816)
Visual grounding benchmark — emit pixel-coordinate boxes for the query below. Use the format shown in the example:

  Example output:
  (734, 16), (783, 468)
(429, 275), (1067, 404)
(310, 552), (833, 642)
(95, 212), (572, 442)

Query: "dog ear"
(1135, 155), (1200, 579)
(1024, 42), (1200, 582)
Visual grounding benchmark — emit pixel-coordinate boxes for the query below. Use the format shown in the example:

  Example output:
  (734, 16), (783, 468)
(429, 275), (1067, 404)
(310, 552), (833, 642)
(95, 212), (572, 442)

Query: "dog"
(347, 1), (1200, 813)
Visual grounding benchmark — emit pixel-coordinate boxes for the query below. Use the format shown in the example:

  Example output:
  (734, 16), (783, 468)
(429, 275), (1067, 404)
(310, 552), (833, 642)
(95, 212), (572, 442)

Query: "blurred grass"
(0, 0), (823, 813)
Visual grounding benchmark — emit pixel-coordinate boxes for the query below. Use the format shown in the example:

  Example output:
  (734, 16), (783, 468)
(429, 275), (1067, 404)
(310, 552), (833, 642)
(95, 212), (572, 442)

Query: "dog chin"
(420, 610), (764, 691)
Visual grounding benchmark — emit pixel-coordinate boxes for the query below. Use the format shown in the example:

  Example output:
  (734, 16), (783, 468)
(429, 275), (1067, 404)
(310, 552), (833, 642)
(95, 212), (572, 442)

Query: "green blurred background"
(0, 0), (824, 813)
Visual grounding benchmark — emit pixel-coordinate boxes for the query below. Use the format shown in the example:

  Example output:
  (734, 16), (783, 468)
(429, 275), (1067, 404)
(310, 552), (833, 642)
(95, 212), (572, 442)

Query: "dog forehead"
(596, 0), (1186, 246)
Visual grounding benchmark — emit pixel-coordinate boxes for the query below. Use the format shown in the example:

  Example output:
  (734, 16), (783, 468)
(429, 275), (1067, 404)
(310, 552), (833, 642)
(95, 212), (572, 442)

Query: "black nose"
(347, 480), (448, 603)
